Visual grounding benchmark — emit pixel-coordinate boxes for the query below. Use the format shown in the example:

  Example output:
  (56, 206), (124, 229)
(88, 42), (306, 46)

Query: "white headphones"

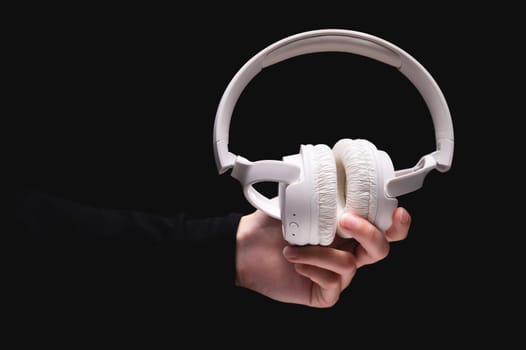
(213, 29), (454, 246)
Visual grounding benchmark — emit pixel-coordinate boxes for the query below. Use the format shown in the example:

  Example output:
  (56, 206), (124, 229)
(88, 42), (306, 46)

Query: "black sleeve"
(7, 188), (243, 307)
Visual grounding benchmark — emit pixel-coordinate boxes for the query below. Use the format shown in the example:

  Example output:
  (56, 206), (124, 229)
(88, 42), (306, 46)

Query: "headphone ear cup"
(333, 139), (379, 234)
(311, 144), (338, 245)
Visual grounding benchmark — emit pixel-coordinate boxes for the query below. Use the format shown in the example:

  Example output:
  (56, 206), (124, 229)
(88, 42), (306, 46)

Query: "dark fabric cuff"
(8, 188), (244, 301)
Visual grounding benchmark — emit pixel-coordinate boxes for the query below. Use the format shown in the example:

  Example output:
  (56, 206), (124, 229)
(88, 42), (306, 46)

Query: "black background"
(5, 3), (520, 345)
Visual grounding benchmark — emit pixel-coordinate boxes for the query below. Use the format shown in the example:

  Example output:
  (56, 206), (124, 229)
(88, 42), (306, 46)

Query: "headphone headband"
(213, 29), (454, 198)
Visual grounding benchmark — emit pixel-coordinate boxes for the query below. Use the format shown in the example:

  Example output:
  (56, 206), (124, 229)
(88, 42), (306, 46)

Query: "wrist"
(235, 214), (252, 288)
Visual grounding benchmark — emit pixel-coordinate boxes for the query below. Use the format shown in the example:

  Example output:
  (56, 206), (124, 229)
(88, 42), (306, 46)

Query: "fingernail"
(341, 213), (360, 231)
(399, 208), (410, 225)
(283, 246), (297, 260)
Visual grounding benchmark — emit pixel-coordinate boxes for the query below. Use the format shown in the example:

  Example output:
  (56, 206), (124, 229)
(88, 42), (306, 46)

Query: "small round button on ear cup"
(288, 221), (300, 238)
(311, 144), (338, 245)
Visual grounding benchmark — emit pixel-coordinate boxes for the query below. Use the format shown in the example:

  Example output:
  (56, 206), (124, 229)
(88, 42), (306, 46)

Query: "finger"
(293, 264), (342, 308)
(339, 213), (390, 267)
(384, 207), (411, 242)
(294, 264), (341, 292)
(283, 246), (357, 289)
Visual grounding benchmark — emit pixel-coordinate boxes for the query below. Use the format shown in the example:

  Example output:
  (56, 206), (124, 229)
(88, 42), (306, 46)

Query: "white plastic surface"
(230, 156), (301, 219)
(213, 29), (454, 176)
(386, 154), (437, 198)
(373, 150), (398, 232)
(280, 145), (338, 246)
(280, 149), (315, 245)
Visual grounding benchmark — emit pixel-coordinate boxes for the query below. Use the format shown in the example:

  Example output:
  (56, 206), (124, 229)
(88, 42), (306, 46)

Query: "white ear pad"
(333, 138), (397, 234)
(333, 139), (378, 236)
(311, 144), (338, 245)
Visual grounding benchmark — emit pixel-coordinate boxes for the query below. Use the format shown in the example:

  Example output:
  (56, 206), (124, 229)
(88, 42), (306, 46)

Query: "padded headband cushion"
(312, 144), (338, 245)
(333, 139), (378, 232)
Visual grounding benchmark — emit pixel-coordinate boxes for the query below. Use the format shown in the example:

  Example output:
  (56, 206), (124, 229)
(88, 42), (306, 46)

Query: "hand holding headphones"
(213, 29), (454, 246)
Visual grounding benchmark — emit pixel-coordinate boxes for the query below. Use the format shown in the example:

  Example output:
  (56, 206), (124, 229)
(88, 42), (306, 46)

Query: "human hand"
(235, 207), (411, 308)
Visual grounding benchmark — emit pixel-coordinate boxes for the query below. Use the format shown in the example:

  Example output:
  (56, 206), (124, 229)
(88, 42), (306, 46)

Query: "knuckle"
(324, 297), (339, 308)
(343, 254), (358, 273)
(376, 241), (390, 261)
(326, 274), (342, 291)
(365, 224), (378, 239)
